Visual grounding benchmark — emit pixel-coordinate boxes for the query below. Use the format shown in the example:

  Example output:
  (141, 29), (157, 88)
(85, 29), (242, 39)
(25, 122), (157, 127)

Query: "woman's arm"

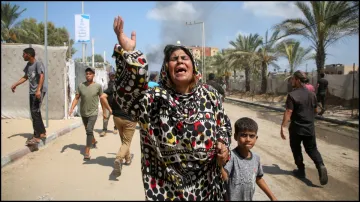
(112, 45), (149, 120)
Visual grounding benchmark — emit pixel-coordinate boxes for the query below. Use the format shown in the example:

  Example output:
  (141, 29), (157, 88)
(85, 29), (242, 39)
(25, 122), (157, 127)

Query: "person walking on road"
(207, 73), (226, 101)
(147, 72), (159, 88)
(100, 64), (138, 177)
(110, 15), (231, 200)
(100, 72), (118, 137)
(304, 78), (315, 94)
(11, 48), (48, 146)
(316, 72), (328, 116)
(280, 70), (328, 185)
(69, 67), (110, 160)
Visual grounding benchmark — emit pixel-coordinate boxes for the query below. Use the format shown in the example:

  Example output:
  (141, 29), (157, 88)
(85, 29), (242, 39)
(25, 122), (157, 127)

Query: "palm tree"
(275, 1), (359, 79)
(277, 39), (314, 92)
(228, 33), (263, 92)
(277, 39), (314, 74)
(1, 2), (26, 42)
(255, 30), (282, 93)
(211, 50), (227, 76)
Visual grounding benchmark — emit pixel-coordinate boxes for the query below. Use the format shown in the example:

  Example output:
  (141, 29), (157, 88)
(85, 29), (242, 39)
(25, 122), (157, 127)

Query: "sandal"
(92, 141), (98, 149)
(83, 154), (91, 161)
(123, 153), (134, 166)
(25, 138), (39, 146)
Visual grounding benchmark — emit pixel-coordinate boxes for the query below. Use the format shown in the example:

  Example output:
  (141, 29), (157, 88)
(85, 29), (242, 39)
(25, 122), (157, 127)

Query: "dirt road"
(1, 102), (358, 200)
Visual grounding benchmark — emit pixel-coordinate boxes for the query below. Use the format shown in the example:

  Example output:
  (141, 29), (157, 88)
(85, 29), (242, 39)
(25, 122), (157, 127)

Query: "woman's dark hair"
(234, 117), (258, 140)
(23, 47), (35, 57)
(164, 45), (193, 63)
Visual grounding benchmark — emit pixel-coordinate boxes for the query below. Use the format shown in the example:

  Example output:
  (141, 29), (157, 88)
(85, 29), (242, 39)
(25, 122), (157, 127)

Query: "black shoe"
(293, 169), (306, 178)
(317, 165), (328, 185)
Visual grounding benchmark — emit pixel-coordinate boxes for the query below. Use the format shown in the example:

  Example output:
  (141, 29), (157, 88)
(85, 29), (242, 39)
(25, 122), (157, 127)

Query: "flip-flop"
(123, 153), (134, 166)
(25, 138), (39, 146)
(83, 155), (91, 161)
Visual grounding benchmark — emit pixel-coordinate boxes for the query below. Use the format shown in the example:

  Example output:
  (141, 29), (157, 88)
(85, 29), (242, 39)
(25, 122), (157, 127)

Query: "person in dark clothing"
(101, 72), (118, 136)
(316, 73), (328, 116)
(280, 70), (328, 186)
(207, 73), (225, 100)
(11, 48), (47, 146)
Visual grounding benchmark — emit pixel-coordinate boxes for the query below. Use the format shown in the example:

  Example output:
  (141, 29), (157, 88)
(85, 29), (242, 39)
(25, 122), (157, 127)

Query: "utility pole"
(185, 21), (206, 82)
(82, 1), (85, 63)
(44, 1), (49, 127)
(91, 38), (95, 68)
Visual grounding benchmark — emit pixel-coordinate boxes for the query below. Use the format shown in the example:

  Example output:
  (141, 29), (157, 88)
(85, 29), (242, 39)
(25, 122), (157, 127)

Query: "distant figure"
(101, 72), (117, 137)
(316, 73), (328, 116)
(147, 73), (159, 88)
(304, 78), (315, 93)
(207, 73), (225, 100)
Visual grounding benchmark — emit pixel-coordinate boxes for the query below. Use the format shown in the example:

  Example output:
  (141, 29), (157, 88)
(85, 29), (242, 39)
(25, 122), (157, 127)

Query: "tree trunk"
(245, 67), (250, 92)
(316, 45), (326, 79)
(261, 61), (267, 94)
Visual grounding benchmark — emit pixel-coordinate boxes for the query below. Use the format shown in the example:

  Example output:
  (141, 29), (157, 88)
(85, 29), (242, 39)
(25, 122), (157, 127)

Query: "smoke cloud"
(145, 1), (219, 71)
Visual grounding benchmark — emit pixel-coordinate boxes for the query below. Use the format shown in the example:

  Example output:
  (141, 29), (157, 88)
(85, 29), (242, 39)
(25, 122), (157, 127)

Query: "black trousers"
(30, 93), (46, 138)
(289, 130), (324, 170)
(317, 93), (326, 111)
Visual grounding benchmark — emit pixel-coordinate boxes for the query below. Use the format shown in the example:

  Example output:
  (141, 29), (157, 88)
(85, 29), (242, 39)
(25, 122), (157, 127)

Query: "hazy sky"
(12, 1), (359, 72)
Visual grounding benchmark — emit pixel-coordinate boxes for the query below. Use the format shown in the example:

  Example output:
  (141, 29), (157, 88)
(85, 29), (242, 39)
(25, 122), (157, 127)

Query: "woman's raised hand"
(113, 16), (136, 51)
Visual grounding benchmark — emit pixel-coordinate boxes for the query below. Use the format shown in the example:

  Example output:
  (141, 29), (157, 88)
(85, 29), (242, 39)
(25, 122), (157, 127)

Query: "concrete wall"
(1, 44), (68, 119)
(230, 73), (359, 100)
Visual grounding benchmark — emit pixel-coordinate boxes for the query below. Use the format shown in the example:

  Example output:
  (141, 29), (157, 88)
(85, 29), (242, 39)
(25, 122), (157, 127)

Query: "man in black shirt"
(280, 70), (328, 185)
(101, 72), (117, 137)
(317, 72), (328, 116)
(207, 73), (225, 101)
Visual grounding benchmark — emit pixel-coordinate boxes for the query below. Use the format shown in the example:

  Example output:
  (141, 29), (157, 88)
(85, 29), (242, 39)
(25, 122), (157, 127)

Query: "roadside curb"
(1, 119), (83, 168)
(226, 97), (359, 128)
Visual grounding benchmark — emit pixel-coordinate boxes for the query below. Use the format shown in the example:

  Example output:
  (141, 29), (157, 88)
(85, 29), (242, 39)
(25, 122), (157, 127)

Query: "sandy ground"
(1, 103), (359, 200)
(1, 118), (82, 155)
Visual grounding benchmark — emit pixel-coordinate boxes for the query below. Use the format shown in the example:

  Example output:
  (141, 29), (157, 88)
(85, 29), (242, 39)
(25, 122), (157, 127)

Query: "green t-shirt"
(76, 82), (103, 117)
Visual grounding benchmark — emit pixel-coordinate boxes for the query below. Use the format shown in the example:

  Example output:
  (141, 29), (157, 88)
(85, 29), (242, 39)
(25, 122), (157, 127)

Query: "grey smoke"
(145, 1), (218, 71)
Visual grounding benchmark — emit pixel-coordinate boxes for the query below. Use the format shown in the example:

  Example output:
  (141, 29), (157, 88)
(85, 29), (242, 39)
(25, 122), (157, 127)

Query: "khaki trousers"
(113, 116), (137, 161)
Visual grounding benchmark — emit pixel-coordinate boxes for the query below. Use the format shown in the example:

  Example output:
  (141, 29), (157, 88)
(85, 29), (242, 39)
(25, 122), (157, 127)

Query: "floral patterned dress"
(112, 44), (232, 201)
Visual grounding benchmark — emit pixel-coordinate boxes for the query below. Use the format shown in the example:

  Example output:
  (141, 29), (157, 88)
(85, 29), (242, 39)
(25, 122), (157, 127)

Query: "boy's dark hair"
(234, 117), (258, 140)
(23, 48), (35, 57)
(320, 72), (325, 78)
